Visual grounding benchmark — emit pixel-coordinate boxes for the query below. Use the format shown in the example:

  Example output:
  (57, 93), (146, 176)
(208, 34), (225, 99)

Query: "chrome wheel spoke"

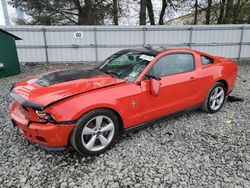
(99, 135), (109, 146)
(210, 95), (215, 101)
(214, 87), (219, 96)
(100, 123), (114, 132)
(217, 99), (223, 106)
(211, 100), (216, 109)
(95, 116), (103, 129)
(85, 135), (97, 150)
(82, 127), (95, 135)
(216, 90), (224, 98)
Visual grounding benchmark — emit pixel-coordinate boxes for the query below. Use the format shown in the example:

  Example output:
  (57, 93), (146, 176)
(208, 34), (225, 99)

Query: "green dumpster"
(0, 29), (22, 78)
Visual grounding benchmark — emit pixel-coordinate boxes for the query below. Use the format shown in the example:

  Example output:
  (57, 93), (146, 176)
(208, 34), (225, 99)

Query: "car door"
(140, 52), (200, 122)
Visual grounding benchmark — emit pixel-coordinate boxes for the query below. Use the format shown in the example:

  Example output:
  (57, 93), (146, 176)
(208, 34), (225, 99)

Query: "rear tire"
(202, 82), (226, 113)
(70, 109), (120, 156)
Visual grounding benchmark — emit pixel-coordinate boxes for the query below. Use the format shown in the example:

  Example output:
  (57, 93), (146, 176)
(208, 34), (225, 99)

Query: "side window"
(201, 56), (214, 65)
(151, 53), (195, 77)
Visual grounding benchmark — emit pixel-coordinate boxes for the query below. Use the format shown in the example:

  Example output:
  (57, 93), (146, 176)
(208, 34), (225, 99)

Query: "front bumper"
(11, 119), (74, 148)
(10, 103), (75, 148)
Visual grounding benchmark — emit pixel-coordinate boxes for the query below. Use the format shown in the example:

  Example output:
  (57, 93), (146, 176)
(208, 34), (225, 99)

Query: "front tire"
(70, 109), (120, 156)
(202, 82), (226, 113)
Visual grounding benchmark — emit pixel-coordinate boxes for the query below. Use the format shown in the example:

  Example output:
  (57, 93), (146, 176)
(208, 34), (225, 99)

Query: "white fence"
(2, 25), (250, 64)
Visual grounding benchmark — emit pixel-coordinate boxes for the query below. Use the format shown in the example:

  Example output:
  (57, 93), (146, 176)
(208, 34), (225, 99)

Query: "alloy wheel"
(81, 115), (115, 152)
(209, 86), (225, 111)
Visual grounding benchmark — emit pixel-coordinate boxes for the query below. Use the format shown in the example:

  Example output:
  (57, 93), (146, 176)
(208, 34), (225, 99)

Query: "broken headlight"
(35, 110), (56, 123)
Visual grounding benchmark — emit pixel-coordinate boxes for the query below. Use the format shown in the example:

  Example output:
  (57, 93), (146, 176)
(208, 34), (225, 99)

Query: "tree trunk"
(232, 0), (241, 24)
(205, 0), (212, 24)
(146, 0), (155, 25)
(159, 0), (167, 25)
(140, 0), (147, 25)
(223, 0), (234, 24)
(113, 0), (119, 25)
(194, 0), (198, 24)
(77, 0), (94, 25)
(217, 0), (225, 24)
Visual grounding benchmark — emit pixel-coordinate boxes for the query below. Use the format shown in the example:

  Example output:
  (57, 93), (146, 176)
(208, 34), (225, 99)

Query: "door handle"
(190, 77), (196, 80)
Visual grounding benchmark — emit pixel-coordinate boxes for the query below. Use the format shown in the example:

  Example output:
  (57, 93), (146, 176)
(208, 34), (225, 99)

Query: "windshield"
(99, 51), (154, 82)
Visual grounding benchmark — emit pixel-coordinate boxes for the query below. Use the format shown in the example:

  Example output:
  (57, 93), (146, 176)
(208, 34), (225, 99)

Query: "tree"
(9, 0), (250, 25)
(216, 0), (250, 24)
(146, 0), (155, 25)
(205, 0), (212, 24)
(113, 0), (119, 25)
(139, 0), (147, 25)
(159, 0), (167, 25)
(217, 0), (226, 24)
(9, 0), (114, 25)
(232, 0), (247, 24)
(223, 0), (233, 23)
(193, 0), (198, 24)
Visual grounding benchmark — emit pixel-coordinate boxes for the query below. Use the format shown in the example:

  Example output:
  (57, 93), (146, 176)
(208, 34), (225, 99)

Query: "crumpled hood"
(11, 68), (125, 109)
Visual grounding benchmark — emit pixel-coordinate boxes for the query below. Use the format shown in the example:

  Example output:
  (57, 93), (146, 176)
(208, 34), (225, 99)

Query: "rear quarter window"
(201, 56), (214, 65)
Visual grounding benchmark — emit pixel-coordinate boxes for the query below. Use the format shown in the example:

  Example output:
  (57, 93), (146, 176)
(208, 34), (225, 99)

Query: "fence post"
(189, 26), (193, 49)
(143, 26), (146, 47)
(238, 26), (244, 61)
(42, 27), (49, 64)
(94, 27), (98, 63)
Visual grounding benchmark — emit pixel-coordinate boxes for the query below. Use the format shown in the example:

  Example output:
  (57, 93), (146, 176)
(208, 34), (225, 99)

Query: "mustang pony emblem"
(131, 100), (137, 108)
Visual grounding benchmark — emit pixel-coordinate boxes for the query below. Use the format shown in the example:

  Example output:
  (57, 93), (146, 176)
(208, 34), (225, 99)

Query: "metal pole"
(42, 28), (49, 64)
(238, 26), (244, 61)
(94, 27), (98, 63)
(189, 26), (193, 49)
(1, 0), (11, 25)
(143, 27), (146, 47)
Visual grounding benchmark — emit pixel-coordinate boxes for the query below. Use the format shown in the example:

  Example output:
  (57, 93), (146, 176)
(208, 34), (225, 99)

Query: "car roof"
(118, 46), (210, 57)
(120, 46), (168, 56)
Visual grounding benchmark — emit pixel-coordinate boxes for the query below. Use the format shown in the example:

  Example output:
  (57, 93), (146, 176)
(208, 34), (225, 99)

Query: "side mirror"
(150, 78), (161, 96)
(144, 74), (161, 96)
(145, 74), (161, 81)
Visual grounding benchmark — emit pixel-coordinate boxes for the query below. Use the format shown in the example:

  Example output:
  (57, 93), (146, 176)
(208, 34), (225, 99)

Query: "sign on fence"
(74, 31), (83, 39)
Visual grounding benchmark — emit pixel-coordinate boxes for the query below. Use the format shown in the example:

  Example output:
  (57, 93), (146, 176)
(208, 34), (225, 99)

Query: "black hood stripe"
(36, 68), (105, 87)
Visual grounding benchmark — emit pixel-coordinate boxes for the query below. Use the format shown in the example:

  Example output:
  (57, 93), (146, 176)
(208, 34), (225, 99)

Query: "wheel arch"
(103, 107), (124, 133)
(76, 107), (124, 131)
(216, 79), (228, 93)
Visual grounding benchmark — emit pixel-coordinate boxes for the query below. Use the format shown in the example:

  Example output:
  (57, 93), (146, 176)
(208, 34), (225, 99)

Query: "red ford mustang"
(10, 47), (238, 156)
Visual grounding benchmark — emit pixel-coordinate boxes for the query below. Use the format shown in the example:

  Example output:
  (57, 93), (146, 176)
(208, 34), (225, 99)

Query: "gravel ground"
(0, 62), (249, 188)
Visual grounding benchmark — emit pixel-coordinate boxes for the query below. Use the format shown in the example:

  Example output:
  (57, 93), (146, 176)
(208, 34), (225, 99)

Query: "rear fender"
(216, 60), (238, 93)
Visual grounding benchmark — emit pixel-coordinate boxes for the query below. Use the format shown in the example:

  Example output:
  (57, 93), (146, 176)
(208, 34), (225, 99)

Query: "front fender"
(45, 89), (124, 124)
